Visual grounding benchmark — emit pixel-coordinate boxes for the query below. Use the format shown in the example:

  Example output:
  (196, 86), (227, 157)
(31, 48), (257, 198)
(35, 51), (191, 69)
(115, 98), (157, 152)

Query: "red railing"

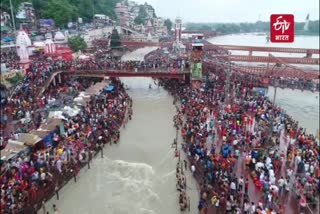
(211, 54), (320, 65)
(206, 44), (320, 54)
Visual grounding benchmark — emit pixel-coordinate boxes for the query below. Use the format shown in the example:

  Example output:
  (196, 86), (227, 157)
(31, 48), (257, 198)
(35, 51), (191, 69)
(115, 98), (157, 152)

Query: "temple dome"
(54, 31), (65, 41)
(33, 41), (45, 47)
(45, 38), (54, 45)
(16, 29), (31, 47)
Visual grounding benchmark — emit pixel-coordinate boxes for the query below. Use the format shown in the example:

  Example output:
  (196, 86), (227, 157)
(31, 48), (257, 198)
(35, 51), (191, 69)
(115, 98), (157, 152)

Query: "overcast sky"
(134, 0), (319, 23)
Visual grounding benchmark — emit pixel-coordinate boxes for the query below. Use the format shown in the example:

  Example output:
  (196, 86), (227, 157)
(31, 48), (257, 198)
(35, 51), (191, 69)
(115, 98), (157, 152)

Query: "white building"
(1, 12), (11, 27)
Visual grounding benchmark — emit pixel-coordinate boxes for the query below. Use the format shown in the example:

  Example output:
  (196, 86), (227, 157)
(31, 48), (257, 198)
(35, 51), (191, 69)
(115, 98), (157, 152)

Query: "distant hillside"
(1, 0), (120, 27)
(185, 21), (320, 35)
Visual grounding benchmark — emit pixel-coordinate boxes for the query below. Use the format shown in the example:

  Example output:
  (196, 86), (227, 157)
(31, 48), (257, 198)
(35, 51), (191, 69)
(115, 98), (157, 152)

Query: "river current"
(43, 34), (319, 214)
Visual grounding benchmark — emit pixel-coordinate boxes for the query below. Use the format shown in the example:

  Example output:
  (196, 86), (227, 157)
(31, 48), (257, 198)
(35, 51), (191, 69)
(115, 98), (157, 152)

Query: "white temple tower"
(16, 28), (32, 70)
(173, 17), (185, 55)
(16, 28), (31, 61)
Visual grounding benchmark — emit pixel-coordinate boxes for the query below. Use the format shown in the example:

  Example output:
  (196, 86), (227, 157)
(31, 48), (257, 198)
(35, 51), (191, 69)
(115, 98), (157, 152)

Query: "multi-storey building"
(115, 2), (130, 26)
(153, 17), (167, 35)
(16, 2), (36, 30)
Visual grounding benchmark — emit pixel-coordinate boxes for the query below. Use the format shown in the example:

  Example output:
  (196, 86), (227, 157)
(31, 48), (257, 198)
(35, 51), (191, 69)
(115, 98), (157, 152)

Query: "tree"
(110, 28), (121, 48)
(68, 36), (87, 52)
(0, 0), (120, 27)
(164, 19), (172, 33)
(43, 0), (77, 27)
(134, 5), (148, 24)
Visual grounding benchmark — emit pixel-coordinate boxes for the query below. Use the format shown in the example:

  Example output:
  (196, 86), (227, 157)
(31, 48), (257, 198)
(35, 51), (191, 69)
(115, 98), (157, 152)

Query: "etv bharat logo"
(270, 14), (294, 43)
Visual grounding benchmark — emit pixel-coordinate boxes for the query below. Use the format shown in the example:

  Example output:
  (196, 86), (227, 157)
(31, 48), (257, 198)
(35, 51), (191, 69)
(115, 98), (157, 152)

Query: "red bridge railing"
(211, 54), (320, 65)
(205, 44), (320, 54)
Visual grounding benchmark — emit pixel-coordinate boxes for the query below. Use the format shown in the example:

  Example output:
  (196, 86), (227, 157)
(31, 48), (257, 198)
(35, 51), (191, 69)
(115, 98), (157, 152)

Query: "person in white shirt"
(250, 202), (256, 214)
(230, 181), (237, 193)
(191, 164), (196, 173)
(238, 176), (244, 192)
(286, 168), (293, 177)
(278, 177), (285, 194)
(244, 202), (250, 213)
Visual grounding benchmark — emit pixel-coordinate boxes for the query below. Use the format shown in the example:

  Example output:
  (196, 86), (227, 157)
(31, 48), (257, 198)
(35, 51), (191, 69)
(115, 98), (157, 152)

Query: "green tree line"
(1, 0), (120, 27)
(185, 20), (320, 35)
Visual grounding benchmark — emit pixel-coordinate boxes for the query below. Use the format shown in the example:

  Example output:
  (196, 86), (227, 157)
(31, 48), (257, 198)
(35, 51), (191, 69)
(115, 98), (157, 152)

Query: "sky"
(133, 0), (320, 23)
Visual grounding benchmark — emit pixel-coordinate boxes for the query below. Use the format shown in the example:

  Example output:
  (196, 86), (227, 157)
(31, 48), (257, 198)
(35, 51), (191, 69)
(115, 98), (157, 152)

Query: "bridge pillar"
(249, 51), (253, 56)
(185, 73), (191, 85)
(53, 76), (56, 86)
(306, 53), (312, 58)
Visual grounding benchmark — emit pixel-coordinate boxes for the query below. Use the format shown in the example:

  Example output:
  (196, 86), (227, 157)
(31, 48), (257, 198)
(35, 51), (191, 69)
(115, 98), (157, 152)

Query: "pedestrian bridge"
(38, 69), (190, 95)
(67, 70), (189, 79)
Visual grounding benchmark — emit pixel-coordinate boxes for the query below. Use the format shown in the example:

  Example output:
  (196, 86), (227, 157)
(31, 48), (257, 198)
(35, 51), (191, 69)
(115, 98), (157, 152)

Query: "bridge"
(231, 65), (319, 80)
(205, 44), (320, 56)
(66, 70), (188, 79)
(92, 39), (174, 49)
(182, 31), (217, 38)
(210, 54), (320, 65)
(38, 69), (189, 96)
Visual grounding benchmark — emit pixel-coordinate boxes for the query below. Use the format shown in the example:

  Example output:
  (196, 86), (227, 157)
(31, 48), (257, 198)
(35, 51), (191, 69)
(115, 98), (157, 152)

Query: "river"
(43, 77), (199, 214)
(209, 34), (320, 135)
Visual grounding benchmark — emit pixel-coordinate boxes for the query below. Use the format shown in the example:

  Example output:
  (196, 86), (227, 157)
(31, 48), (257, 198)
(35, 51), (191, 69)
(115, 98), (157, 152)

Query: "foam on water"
(89, 157), (161, 214)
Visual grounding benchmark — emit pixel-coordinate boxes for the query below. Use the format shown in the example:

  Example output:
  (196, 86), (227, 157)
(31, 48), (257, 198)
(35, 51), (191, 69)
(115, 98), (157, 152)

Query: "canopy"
(15, 133), (42, 146)
(34, 41), (45, 47)
(30, 130), (50, 139)
(2, 36), (13, 42)
(30, 31), (37, 36)
(38, 118), (62, 132)
(104, 85), (114, 92)
(1, 140), (28, 161)
(191, 43), (204, 47)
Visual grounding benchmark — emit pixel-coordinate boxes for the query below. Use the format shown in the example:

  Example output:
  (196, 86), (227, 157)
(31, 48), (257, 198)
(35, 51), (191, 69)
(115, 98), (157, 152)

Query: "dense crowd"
(1, 76), (131, 213)
(161, 71), (319, 214)
(1, 49), (133, 213)
(73, 48), (190, 72)
(1, 49), (20, 70)
(2, 57), (73, 133)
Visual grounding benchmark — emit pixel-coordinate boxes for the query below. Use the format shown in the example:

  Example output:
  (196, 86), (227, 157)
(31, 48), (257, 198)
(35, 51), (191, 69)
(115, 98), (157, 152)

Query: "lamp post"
(9, 0), (16, 32)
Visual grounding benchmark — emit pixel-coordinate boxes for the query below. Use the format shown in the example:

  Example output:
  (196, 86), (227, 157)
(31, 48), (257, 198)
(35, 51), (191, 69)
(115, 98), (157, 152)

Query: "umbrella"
(104, 85), (114, 92)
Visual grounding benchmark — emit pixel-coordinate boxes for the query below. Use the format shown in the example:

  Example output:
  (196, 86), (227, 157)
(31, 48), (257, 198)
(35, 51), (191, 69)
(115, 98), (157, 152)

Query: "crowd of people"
(160, 67), (319, 214)
(1, 48), (21, 71)
(72, 48), (189, 72)
(1, 76), (131, 213)
(1, 40), (319, 214)
(1, 49), (133, 213)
